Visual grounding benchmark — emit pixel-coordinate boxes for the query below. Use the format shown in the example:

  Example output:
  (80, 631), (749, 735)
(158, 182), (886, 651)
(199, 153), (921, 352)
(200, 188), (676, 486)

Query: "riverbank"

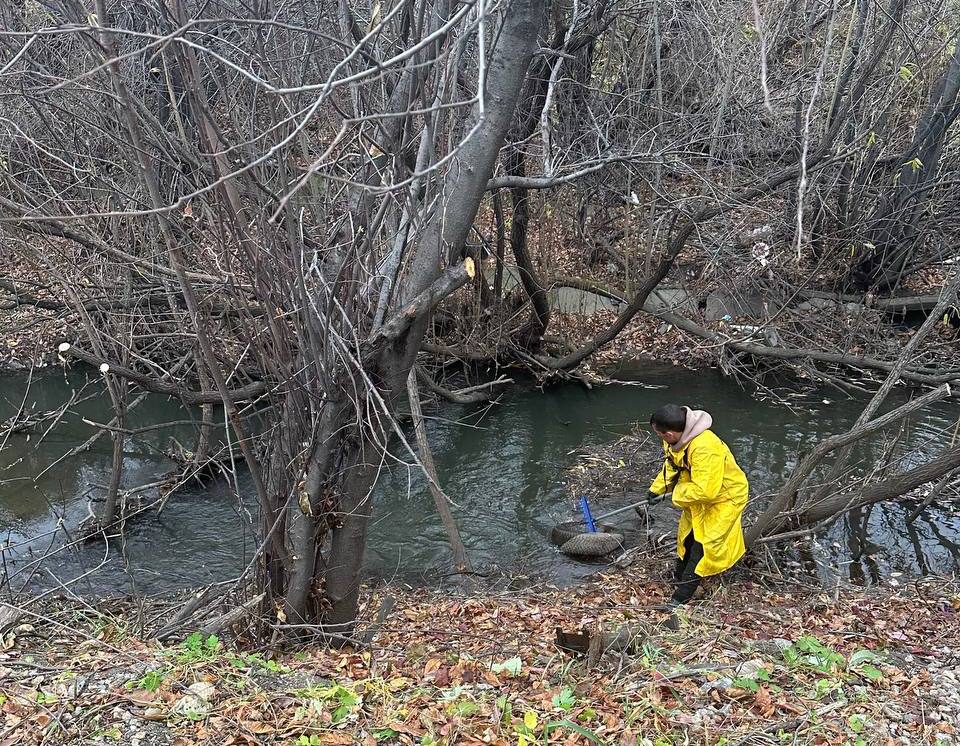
(3, 561), (958, 745)
(4, 253), (955, 378)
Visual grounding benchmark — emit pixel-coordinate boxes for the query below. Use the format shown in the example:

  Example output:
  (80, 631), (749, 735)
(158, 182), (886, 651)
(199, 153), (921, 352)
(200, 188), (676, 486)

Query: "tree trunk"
(850, 41), (960, 291)
(403, 0), (545, 300)
(492, 190), (507, 302)
(99, 394), (126, 530)
(192, 355), (214, 471)
(324, 445), (378, 631)
(506, 150), (551, 348)
(319, 0), (546, 631)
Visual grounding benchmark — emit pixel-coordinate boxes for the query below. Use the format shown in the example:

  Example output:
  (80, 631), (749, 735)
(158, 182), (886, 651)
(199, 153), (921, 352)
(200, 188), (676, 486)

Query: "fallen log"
(798, 442), (960, 524)
(654, 310), (960, 386)
(798, 289), (942, 314)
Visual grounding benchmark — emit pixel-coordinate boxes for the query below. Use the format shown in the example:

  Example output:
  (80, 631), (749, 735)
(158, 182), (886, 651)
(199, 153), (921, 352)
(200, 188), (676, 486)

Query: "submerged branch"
(58, 344), (268, 404)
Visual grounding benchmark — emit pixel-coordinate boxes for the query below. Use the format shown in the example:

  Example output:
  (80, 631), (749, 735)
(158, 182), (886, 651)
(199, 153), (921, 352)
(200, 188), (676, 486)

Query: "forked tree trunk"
(288, 0), (546, 630)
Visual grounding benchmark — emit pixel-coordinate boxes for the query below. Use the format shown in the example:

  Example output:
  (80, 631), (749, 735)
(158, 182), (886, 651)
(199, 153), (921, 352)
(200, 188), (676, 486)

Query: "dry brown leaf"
(754, 686), (775, 717)
(243, 720), (276, 734)
(319, 732), (354, 744)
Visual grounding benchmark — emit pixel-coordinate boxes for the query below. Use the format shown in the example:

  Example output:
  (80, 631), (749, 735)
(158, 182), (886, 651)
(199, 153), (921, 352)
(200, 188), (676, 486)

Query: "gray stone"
(170, 692), (210, 719)
(703, 292), (767, 320)
(644, 288), (696, 314)
(735, 658), (765, 679)
(700, 677), (733, 693)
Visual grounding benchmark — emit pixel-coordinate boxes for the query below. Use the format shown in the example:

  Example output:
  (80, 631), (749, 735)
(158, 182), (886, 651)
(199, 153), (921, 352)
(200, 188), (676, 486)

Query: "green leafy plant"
(136, 669), (166, 692)
(227, 651), (288, 673)
(847, 713), (867, 733)
(848, 649), (884, 682)
(295, 683), (362, 724)
(552, 687), (577, 712)
(496, 694), (513, 727)
(445, 698), (480, 717)
(810, 677), (844, 701)
(577, 707), (598, 723)
(783, 636), (845, 674)
(296, 735), (321, 746)
(733, 667), (771, 692)
(544, 719), (607, 745)
(175, 632), (222, 664)
(640, 642), (663, 666)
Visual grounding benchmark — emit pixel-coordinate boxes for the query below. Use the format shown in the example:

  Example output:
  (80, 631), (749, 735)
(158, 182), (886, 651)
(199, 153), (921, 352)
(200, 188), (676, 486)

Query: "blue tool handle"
(579, 496), (598, 532)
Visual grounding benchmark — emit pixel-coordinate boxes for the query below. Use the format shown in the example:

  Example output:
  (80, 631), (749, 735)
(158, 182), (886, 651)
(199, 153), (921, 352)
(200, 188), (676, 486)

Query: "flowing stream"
(1, 363), (958, 596)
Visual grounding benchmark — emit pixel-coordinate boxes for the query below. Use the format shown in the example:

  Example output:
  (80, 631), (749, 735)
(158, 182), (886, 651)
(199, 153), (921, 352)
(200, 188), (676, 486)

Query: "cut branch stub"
(370, 258), (475, 347)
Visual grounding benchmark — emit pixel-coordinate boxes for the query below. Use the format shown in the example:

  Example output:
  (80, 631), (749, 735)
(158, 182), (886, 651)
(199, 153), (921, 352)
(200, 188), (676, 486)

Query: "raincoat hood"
(672, 407), (713, 452)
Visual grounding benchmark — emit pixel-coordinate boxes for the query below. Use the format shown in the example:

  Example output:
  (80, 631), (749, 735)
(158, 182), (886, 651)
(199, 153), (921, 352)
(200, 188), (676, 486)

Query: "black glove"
(647, 491), (664, 505)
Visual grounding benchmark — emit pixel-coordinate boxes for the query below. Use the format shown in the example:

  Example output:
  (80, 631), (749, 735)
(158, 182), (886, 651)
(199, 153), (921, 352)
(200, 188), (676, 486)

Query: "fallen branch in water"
(655, 310), (960, 386)
(746, 383), (954, 543)
(415, 365), (513, 404)
(57, 344), (268, 404)
(798, 442), (960, 524)
(407, 368), (471, 572)
(906, 471), (957, 523)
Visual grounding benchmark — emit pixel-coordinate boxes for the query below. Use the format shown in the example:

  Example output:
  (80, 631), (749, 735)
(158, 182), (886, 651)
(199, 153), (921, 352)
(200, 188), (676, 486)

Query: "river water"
(1, 364), (958, 597)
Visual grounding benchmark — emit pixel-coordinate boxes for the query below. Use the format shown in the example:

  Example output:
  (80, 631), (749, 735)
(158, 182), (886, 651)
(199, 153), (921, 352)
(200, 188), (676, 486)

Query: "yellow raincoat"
(649, 430), (749, 577)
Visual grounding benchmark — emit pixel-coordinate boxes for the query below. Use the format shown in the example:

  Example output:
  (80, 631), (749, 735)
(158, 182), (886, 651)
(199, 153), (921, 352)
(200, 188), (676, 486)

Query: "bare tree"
(851, 41), (960, 291)
(1, 0), (545, 632)
(3, 0), (959, 637)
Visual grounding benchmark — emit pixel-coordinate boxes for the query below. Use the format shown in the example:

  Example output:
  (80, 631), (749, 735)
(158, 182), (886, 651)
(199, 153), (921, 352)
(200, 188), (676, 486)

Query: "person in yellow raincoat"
(647, 404), (749, 606)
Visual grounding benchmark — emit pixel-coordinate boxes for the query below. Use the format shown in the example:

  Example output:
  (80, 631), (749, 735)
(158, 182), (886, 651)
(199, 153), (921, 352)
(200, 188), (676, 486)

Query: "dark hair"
(650, 404), (686, 432)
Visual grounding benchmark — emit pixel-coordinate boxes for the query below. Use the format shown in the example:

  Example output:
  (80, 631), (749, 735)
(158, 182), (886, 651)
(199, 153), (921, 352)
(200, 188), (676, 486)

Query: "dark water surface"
(1, 363), (958, 596)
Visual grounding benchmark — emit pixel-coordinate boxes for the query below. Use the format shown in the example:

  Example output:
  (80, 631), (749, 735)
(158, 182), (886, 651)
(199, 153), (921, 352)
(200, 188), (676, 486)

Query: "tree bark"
(492, 190), (507, 302)
(99, 387), (126, 530)
(506, 149), (551, 348)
